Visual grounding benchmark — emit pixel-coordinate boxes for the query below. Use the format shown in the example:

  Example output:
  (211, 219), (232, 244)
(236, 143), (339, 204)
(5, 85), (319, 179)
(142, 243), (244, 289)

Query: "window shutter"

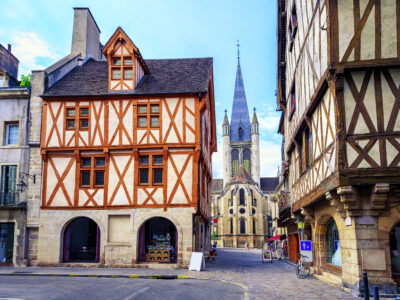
(8, 166), (17, 204)
(0, 166), (5, 204)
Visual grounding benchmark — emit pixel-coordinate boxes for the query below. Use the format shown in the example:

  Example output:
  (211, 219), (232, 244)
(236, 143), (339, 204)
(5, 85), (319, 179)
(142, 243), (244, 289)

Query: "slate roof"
(230, 59), (251, 142)
(231, 166), (254, 183)
(43, 57), (213, 97)
(211, 179), (223, 193)
(260, 177), (279, 192)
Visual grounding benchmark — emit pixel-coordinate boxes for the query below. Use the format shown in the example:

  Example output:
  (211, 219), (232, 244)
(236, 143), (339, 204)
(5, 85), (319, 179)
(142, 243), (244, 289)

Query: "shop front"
(138, 217), (177, 263)
(0, 222), (14, 264)
(63, 217), (100, 263)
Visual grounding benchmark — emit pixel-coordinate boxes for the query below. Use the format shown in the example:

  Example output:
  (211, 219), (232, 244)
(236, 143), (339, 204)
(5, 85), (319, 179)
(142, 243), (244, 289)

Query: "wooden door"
(288, 234), (299, 264)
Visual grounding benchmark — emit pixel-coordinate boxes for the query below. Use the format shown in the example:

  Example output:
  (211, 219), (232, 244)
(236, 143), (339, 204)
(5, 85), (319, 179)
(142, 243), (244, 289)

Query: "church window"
(230, 190), (234, 206)
(253, 218), (256, 234)
(239, 188), (245, 206)
(243, 149), (251, 174)
(240, 218), (246, 234)
(238, 127), (243, 141)
(231, 149), (239, 176)
(239, 208), (245, 214)
(230, 219), (233, 234)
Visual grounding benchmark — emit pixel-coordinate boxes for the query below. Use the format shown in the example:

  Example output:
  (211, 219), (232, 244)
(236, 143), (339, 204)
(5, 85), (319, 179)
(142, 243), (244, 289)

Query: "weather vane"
(237, 40), (240, 60)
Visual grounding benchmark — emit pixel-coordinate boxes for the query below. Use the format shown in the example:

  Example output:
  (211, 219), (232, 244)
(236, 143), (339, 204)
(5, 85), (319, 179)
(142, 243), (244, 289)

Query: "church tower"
(222, 42), (260, 186)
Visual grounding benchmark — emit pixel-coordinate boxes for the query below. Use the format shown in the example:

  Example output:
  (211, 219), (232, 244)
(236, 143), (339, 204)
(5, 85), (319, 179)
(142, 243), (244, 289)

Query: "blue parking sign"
(300, 240), (312, 251)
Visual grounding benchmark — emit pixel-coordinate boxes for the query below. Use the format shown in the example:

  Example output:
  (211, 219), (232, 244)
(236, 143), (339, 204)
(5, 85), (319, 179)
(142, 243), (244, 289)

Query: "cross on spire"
(237, 40), (240, 61)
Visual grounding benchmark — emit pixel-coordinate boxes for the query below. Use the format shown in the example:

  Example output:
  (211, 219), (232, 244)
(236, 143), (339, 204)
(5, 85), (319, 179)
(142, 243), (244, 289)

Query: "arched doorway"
(325, 218), (341, 267)
(390, 222), (400, 285)
(63, 217), (100, 263)
(138, 217), (177, 263)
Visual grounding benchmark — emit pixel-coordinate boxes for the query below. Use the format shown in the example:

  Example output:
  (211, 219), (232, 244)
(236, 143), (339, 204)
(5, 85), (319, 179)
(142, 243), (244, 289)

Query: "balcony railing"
(0, 191), (18, 206)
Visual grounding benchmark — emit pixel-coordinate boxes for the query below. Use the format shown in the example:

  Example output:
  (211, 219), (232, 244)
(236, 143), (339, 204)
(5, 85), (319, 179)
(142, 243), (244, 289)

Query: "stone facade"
(37, 208), (195, 267)
(0, 43), (31, 266)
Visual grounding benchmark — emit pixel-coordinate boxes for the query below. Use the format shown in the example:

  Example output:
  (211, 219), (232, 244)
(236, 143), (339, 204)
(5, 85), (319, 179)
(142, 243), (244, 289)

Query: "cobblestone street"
(186, 248), (356, 300)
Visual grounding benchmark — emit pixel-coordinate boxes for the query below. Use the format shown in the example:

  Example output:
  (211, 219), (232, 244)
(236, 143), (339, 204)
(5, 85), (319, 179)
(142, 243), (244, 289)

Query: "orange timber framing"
(40, 91), (216, 220)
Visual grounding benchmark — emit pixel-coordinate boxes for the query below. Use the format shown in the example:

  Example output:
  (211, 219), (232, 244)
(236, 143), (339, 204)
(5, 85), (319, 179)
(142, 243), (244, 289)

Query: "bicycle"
(296, 253), (310, 279)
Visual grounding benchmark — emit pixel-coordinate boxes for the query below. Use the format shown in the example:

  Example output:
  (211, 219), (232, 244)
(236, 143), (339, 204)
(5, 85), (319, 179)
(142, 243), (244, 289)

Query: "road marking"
(177, 275), (189, 279)
(122, 287), (149, 300)
(128, 274), (140, 278)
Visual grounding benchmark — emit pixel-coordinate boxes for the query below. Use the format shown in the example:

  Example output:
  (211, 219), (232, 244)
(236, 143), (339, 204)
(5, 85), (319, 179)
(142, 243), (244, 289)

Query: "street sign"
(300, 240), (313, 262)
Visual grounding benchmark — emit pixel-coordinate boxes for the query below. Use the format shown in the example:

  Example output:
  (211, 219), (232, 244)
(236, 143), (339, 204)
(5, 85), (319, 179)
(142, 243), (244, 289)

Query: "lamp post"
(16, 172), (36, 193)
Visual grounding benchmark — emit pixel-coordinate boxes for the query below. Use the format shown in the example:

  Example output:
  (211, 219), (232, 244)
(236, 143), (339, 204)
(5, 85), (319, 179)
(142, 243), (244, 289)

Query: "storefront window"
(325, 219), (341, 267)
(390, 224), (400, 273)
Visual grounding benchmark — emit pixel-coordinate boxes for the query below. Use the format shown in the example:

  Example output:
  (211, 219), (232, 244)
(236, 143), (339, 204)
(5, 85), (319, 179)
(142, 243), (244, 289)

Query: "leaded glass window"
(239, 188), (245, 206)
(231, 149), (239, 176)
(240, 218), (246, 234)
(243, 149), (251, 174)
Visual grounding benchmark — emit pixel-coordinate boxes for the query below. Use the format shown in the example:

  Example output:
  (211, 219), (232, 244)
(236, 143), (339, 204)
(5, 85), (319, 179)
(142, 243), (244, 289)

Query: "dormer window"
(102, 27), (149, 92)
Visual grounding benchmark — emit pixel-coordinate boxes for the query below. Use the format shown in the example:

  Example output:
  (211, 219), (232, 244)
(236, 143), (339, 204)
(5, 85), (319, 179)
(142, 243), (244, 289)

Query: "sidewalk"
(0, 266), (188, 278)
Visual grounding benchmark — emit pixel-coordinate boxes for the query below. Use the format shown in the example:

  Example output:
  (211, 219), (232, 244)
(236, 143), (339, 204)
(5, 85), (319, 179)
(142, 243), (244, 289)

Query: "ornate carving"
(337, 185), (360, 216)
(326, 190), (346, 218)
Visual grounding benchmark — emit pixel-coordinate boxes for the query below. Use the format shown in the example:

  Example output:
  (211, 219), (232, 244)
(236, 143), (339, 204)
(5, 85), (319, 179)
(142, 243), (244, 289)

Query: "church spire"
(230, 42), (251, 142)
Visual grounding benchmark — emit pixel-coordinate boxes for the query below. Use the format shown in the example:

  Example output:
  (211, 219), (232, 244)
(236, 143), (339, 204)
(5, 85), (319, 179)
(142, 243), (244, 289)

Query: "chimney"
(71, 8), (101, 60)
(7, 44), (11, 52)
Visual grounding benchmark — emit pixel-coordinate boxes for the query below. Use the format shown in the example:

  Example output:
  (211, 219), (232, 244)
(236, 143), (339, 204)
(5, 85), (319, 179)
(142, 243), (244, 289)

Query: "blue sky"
(0, 0), (281, 178)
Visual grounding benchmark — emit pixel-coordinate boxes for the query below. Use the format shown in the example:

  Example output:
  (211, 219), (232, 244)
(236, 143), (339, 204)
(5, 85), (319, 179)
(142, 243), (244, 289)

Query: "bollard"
(373, 286), (379, 300)
(363, 272), (369, 300)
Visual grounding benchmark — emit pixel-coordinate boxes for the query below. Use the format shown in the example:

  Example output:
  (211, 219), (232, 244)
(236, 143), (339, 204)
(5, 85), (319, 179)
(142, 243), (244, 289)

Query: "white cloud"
(11, 31), (60, 76)
(256, 107), (281, 132)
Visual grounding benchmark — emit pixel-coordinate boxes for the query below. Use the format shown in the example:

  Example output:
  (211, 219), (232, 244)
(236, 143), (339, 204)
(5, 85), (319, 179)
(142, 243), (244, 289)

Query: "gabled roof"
(260, 177), (279, 192)
(230, 59), (251, 142)
(231, 166), (254, 183)
(43, 57), (213, 97)
(102, 27), (149, 74)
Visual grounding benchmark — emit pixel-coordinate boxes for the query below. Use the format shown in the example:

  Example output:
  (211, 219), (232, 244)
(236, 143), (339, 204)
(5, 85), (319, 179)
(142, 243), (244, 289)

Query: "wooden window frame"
(79, 107), (89, 131)
(79, 155), (105, 189)
(138, 152), (164, 186)
(136, 102), (160, 129)
(65, 106), (90, 131)
(65, 107), (76, 131)
(288, 2), (298, 52)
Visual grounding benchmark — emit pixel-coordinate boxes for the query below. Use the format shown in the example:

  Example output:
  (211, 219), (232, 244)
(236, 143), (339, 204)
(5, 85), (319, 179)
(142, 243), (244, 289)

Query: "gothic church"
(211, 48), (278, 248)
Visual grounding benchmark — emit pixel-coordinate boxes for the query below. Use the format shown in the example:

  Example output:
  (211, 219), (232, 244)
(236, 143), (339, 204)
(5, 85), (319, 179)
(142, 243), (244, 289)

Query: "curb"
(0, 273), (187, 280)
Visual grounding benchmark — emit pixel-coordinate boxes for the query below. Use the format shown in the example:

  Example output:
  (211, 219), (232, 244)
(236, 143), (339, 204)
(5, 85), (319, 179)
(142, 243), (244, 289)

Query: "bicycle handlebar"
(299, 254), (308, 259)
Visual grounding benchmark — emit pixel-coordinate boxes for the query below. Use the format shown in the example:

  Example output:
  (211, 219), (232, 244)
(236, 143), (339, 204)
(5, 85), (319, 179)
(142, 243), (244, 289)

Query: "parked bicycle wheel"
(296, 262), (310, 279)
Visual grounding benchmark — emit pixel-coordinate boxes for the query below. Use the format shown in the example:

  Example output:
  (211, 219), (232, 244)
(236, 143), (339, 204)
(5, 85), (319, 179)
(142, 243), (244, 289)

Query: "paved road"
(185, 248), (356, 300)
(0, 276), (243, 300)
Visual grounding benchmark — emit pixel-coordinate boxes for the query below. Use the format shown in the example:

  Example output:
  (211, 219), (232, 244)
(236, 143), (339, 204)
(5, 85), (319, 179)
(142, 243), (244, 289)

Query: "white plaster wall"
(108, 154), (134, 206)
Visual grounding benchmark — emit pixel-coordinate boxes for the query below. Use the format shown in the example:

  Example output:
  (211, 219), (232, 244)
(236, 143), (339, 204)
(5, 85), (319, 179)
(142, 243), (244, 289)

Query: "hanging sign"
(189, 252), (205, 271)
(300, 240), (313, 262)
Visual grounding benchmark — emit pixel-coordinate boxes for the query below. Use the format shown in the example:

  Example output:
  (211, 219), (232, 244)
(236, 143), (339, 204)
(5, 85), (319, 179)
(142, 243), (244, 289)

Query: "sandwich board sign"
(300, 240), (313, 262)
(189, 252), (205, 271)
(262, 250), (272, 263)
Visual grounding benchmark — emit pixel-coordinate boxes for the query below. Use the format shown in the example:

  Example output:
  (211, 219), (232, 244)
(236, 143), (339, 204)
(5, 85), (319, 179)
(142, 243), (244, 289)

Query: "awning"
(267, 235), (281, 241)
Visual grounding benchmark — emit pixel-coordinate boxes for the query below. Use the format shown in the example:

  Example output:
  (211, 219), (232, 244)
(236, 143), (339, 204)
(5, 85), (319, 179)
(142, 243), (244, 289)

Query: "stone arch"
(134, 213), (183, 264)
(379, 205), (400, 284)
(314, 213), (343, 273)
(61, 216), (101, 263)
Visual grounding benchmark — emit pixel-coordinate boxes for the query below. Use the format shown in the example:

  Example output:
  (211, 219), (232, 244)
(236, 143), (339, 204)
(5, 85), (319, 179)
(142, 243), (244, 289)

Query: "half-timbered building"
(277, 0), (400, 295)
(30, 8), (215, 267)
